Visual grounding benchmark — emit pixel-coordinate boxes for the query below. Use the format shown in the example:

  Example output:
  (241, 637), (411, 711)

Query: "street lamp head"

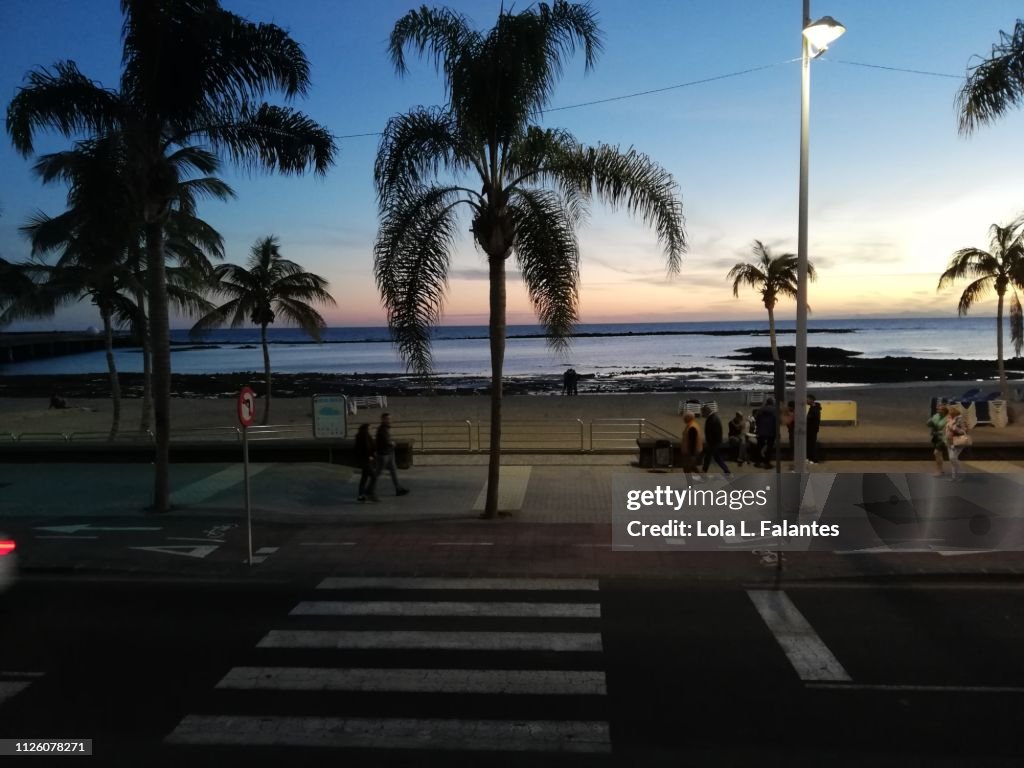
(803, 15), (846, 58)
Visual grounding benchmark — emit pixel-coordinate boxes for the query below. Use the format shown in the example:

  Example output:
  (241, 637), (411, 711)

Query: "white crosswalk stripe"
(0, 680), (32, 705)
(165, 576), (609, 755)
(291, 600), (601, 618)
(168, 715), (610, 753)
(217, 667), (608, 695)
(257, 629), (603, 652)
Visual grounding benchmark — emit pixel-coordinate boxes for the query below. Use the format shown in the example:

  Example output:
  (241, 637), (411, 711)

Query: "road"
(1, 576), (1023, 766)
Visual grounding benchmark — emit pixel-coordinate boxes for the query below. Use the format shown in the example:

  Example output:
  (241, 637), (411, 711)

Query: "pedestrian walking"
(806, 394), (822, 464)
(701, 405), (731, 475)
(754, 399), (777, 469)
(680, 411), (704, 476)
(944, 404), (971, 481)
(354, 423), (378, 502)
(927, 401), (949, 477)
(375, 412), (410, 496)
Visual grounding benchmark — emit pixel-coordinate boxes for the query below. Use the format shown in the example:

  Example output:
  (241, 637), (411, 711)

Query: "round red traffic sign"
(237, 386), (257, 427)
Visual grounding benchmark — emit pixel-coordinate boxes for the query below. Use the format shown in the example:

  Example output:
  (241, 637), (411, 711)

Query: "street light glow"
(803, 15), (846, 58)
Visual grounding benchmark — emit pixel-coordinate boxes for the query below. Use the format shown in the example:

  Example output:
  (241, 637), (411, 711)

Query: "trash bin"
(654, 439), (672, 468)
(395, 440), (415, 469)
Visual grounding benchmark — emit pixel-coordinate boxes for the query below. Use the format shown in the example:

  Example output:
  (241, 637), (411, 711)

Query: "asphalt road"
(1, 576), (1023, 766)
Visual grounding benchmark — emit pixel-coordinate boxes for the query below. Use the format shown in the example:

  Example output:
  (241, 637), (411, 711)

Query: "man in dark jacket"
(806, 394), (822, 464)
(701, 405), (731, 475)
(375, 413), (410, 496)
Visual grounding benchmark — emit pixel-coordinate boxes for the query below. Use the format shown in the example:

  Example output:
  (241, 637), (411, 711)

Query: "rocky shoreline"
(1, 345), (1022, 399)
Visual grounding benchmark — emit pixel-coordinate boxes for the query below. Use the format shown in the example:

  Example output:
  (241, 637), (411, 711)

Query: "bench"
(817, 400), (857, 426)
(677, 400), (717, 415)
(347, 395), (388, 415)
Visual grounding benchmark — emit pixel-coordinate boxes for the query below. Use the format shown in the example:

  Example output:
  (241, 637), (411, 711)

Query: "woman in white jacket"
(944, 405), (970, 481)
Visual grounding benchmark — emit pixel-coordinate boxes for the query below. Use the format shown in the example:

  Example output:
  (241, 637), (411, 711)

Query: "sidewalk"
(4, 457), (1024, 584)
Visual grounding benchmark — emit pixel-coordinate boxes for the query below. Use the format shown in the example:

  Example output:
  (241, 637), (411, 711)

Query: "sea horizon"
(2, 317), (1021, 390)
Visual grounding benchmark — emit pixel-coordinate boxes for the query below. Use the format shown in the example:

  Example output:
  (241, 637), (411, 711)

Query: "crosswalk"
(0, 671), (44, 706)
(165, 577), (610, 756)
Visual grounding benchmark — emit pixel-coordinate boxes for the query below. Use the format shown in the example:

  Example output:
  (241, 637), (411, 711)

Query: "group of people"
(678, 395), (824, 476)
(353, 412), (410, 502)
(562, 368), (580, 396)
(927, 400), (972, 480)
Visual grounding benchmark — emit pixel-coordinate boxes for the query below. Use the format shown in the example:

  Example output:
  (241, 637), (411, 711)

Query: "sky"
(2, 0), (1024, 330)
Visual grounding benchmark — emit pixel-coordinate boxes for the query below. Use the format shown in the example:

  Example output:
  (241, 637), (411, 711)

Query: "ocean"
(0, 317), (1017, 389)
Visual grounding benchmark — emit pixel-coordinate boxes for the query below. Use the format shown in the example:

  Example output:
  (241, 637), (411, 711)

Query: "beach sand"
(2, 381), (1021, 446)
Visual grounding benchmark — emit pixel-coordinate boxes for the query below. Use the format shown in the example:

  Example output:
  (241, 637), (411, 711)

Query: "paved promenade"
(3, 456), (1023, 584)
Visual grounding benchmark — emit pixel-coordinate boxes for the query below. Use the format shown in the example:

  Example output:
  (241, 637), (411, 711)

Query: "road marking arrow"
(131, 544), (219, 559)
(35, 524), (163, 534)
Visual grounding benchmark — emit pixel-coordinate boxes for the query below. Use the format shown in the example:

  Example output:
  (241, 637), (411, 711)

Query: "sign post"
(237, 386), (256, 566)
(312, 394), (348, 438)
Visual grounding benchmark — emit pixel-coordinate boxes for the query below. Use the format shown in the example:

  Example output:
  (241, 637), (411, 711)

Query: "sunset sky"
(2, 1), (1024, 330)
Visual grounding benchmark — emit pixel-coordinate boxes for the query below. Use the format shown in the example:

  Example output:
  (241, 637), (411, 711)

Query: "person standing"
(701, 405), (731, 475)
(569, 368), (579, 396)
(680, 412), (704, 476)
(806, 394), (822, 464)
(784, 401), (796, 457)
(562, 369), (571, 395)
(376, 412), (410, 496)
(754, 399), (777, 469)
(944, 404), (970, 481)
(927, 402), (949, 477)
(727, 411), (749, 466)
(354, 423), (378, 502)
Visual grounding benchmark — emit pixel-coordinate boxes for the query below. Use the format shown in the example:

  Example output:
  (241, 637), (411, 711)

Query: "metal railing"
(389, 420), (473, 452)
(5, 418), (674, 454)
(476, 419), (586, 452)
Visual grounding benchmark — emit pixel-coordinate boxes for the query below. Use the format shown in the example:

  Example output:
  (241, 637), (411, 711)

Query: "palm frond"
(957, 20), (1024, 134)
(189, 298), (244, 340)
(375, 107), (470, 210)
(727, 263), (768, 298)
(274, 297), (328, 341)
(199, 103), (336, 177)
(374, 186), (462, 376)
(388, 6), (476, 77)
(509, 188), (579, 348)
(955, 277), (994, 316)
(5, 61), (122, 156)
(1010, 290), (1023, 358)
(578, 144), (686, 274)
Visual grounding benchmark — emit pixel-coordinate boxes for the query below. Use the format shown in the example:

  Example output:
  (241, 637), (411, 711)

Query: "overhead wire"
(330, 57), (964, 139)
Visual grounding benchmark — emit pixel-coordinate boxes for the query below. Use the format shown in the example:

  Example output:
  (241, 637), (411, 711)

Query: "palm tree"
(376, 2), (686, 519)
(727, 240), (816, 362)
(6, 0), (335, 512)
(191, 236), (335, 424)
(957, 20), (1024, 134)
(938, 220), (1024, 402)
(13, 135), (222, 437)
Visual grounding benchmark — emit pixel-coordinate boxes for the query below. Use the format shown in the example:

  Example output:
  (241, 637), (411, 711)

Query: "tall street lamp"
(794, 2), (845, 473)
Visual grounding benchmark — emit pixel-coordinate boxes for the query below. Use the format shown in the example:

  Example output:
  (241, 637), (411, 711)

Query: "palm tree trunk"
(261, 323), (272, 425)
(767, 305), (779, 361)
(146, 218), (172, 513)
(997, 288), (1008, 401)
(135, 286), (152, 433)
(102, 306), (121, 441)
(483, 254), (507, 520)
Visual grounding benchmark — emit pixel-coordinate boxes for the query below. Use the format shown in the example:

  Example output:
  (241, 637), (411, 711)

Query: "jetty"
(0, 332), (133, 364)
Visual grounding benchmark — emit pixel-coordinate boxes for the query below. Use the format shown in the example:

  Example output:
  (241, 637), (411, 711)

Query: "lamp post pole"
(794, 0), (813, 474)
